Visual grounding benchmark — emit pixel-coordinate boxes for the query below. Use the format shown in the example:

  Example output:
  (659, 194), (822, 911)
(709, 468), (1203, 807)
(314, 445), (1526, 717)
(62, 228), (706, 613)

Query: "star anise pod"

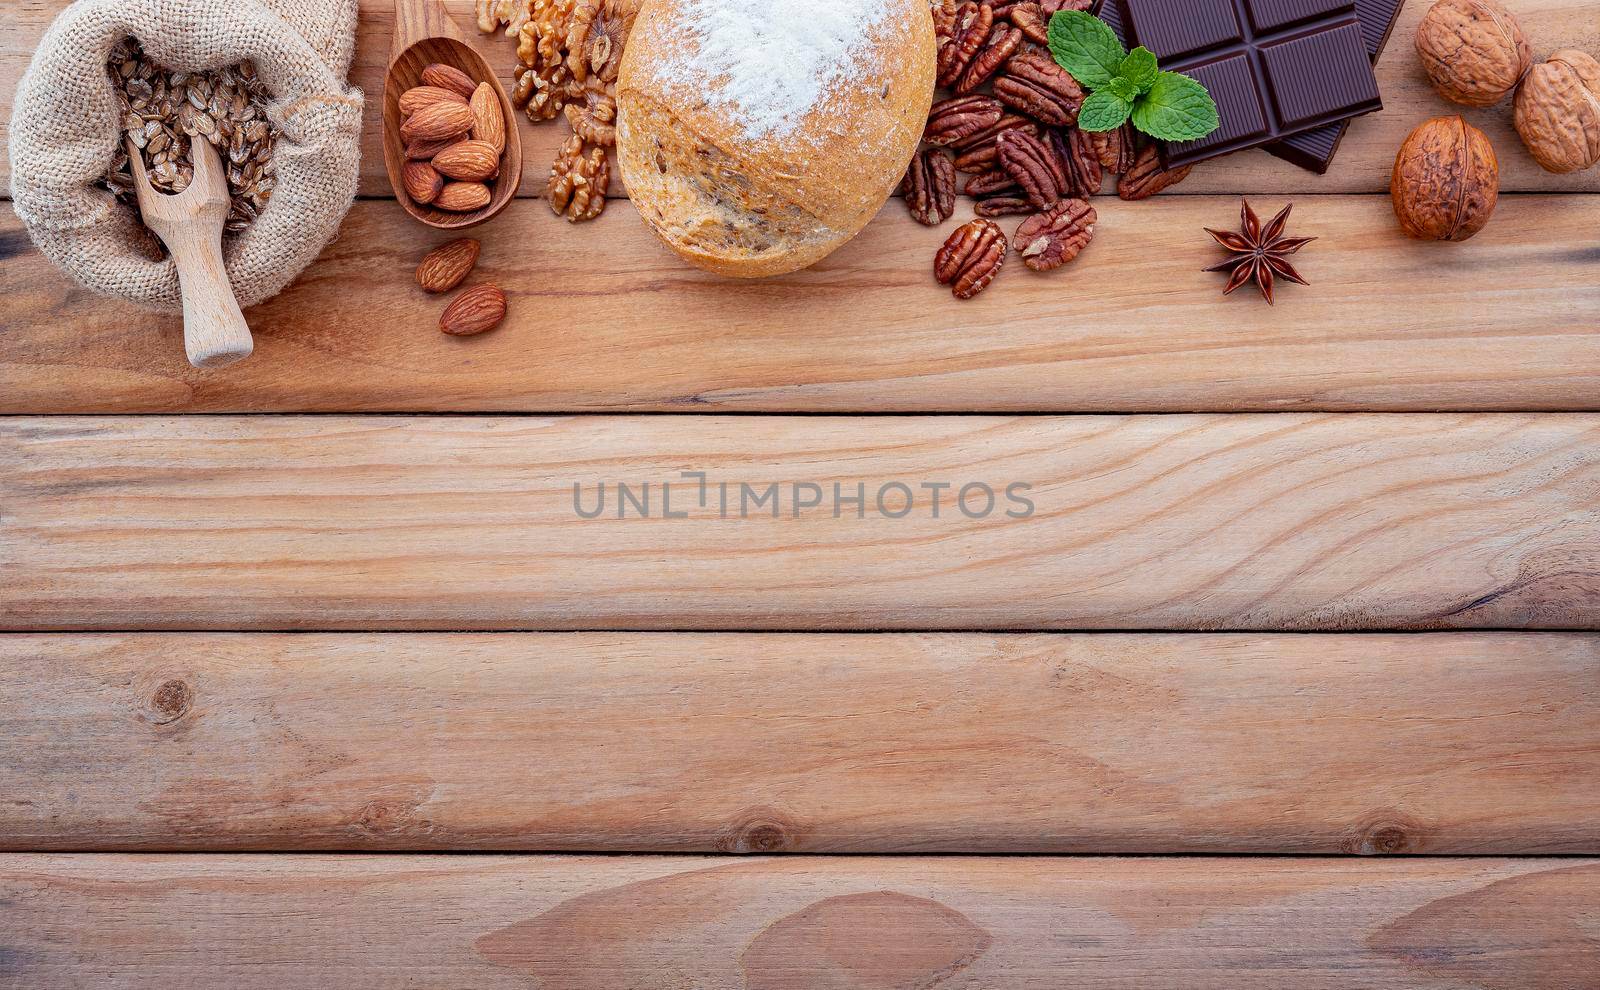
(1203, 198), (1315, 305)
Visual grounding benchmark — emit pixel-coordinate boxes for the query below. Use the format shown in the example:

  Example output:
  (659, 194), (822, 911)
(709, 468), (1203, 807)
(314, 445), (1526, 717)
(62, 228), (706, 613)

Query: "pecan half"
(954, 142), (1000, 173)
(956, 24), (1024, 94)
(903, 148), (957, 227)
(998, 128), (1069, 209)
(951, 115), (1037, 173)
(1087, 121), (1138, 174)
(936, 2), (994, 88)
(1055, 126), (1104, 198)
(925, 95), (1005, 146)
(974, 195), (1035, 217)
(994, 54), (1086, 127)
(1008, 3), (1050, 43)
(1014, 198), (1097, 271)
(932, 0), (960, 38)
(1009, 0), (1093, 44)
(1118, 142), (1193, 200)
(935, 218), (1007, 299)
(965, 168), (1021, 197)
(952, 113), (1036, 153)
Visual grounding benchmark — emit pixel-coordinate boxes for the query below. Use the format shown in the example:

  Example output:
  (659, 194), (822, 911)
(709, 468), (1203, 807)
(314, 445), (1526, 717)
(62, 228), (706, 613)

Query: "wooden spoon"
(384, 0), (522, 229)
(125, 136), (254, 369)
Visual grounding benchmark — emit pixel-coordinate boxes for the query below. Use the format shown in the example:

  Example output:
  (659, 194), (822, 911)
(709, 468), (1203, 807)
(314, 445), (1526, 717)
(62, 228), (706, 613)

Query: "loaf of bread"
(615, 0), (935, 278)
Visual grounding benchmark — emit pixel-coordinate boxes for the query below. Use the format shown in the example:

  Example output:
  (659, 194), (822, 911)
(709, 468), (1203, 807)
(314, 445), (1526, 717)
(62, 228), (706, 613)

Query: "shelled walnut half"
(548, 133), (610, 222)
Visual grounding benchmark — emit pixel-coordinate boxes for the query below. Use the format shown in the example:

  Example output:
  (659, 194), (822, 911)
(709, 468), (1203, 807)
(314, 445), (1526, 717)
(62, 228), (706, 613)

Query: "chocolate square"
(1261, 21), (1373, 126)
(1168, 54), (1270, 154)
(1119, 0), (1241, 59)
(1245, 0), (1351, 32)
(1267, 0), (1406, 172)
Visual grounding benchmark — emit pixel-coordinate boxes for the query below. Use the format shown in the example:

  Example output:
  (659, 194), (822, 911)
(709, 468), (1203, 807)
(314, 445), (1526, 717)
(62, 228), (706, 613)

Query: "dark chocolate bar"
(1266, 0), (1405, 172)
(1096, 0), (1382, 169)
(1097, 0), (1403, 172)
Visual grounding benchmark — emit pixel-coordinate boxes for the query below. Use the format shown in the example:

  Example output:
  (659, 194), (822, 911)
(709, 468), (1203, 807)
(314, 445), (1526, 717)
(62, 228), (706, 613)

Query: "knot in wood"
(350, 798), (424, 837)
(1345, 812), (1426, 855)
(718, 808), (805, 854)
(145, 679), (193, 725)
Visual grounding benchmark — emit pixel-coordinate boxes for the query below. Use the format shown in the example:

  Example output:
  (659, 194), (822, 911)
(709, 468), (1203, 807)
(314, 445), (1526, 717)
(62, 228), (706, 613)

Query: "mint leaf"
(1047, 10), (1125, 90)
(1131, 71), (1220, 142)
(1077, 89), (1133, 132)
(1118, 47), (1159, 93)
(1044, 15), (1223, 142)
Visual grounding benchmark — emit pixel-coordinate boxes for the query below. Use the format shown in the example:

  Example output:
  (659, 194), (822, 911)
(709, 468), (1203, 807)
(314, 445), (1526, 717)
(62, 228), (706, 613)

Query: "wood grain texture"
(3, 414), (1598, 631)
(4, 196), (1599, 413)
(1, 854), (1596, 988)
(2, 632), (1595, 853)
(3, 0), (1598, 197)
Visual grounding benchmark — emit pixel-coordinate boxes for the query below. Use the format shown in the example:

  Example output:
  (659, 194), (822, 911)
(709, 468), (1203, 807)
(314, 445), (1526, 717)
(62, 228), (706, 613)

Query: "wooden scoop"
(126, 135), (254, 369)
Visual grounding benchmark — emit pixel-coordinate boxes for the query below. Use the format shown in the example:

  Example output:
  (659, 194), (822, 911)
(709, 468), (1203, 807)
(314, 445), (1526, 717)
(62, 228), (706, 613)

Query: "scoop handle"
(391, 0), (466, 63)
(166, 220), (254, 369)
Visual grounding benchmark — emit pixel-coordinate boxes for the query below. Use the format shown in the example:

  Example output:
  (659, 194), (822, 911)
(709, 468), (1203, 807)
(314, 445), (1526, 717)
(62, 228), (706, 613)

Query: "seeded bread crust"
(615, 0), (935, 278)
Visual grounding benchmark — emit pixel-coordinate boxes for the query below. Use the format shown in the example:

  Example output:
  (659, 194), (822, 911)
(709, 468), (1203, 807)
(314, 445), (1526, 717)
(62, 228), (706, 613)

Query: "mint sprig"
(1046, 10), (1219, 143)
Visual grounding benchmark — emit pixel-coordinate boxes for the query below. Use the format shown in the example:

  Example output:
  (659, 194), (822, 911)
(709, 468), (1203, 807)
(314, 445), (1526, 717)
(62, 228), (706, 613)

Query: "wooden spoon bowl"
(383, 0), (522, 230)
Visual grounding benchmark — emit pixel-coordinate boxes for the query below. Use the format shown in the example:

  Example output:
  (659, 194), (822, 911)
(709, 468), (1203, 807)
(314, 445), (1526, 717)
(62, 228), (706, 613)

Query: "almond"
(432, 140), (501, 182)
(434, 181), (492, 212)
(469, 82), (506, 155)
(399, 85), (467, 116)
(416, 238), (481, 293)
(405, 135), (457, 160)
(400, 100), (475, 144)
(422, 62), (478, 99)
(439, 284), (507, 336)
(403, 161), (444, 204)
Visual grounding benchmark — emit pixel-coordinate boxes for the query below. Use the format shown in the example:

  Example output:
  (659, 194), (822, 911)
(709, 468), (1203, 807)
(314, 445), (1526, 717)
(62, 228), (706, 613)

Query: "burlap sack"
(8, 0), (364, 310)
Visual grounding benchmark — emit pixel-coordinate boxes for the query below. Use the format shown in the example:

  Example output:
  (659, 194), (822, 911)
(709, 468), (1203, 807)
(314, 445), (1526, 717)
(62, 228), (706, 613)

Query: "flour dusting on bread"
(651, 0), (898, 142)
(617, 0), (934, 277)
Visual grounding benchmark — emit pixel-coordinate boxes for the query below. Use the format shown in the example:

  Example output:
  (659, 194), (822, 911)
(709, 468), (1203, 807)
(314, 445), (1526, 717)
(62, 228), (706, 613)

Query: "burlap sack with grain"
(8, 0), (364, 310)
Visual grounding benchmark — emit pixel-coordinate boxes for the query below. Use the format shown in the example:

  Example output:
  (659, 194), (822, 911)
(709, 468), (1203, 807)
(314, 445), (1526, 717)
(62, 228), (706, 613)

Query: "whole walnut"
(1514, 50), (1600, 173)
(1392, 115), (1500, 241)
(1415, 0), (1532, 107)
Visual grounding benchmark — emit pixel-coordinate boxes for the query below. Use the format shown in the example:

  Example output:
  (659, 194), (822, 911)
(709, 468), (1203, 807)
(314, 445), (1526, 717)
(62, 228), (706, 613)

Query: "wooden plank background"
(2, 855), (1597, 988)
(4, 0), (1600, 984)
(5, 197), (1600, 413)
(2, 632), (1595, 853)
(4, 414), (1599, 631)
